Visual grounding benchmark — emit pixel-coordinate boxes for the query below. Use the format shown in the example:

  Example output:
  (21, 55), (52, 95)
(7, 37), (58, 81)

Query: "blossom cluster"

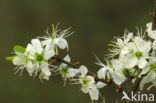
(7, 22), (156, 102)
(7, 25), (106, 101)
(7, 25), (70, 80)
(97, 22), (156, 90)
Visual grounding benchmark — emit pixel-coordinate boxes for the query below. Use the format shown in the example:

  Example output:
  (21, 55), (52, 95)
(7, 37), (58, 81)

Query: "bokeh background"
(0, 0), (155, 103)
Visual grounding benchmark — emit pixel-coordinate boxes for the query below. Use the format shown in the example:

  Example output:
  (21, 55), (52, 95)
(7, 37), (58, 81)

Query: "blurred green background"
(0, 0), (155, 103)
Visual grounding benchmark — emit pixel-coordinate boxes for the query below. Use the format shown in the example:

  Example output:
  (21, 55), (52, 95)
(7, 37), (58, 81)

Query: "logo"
(121, 91), (155, 102)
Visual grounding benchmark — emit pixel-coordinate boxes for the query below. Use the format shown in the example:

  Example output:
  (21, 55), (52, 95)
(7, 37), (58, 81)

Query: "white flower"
(25, 39), (54, 80)
(79, 75), (106, 101)
(109, 31), (133, 57)
(140, 52), (156, 76)
(122, 36), (151, 69)
(76, 65), (103, 101)
(140, 53), (156, 90)
(80, 75), (99, 101)
(140, 70), (156, 90)
(146, 22), (156, 39)
(12, 54), (31, 75)
(59, 55), (79, 79)
(96, 57), (126, 85)
(42, 25), (73, 50)
(96, 59), (114, 80)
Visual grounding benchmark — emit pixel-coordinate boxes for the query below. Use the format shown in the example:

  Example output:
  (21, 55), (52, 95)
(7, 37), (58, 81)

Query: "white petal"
(112, 71), (126, 85)
(146, 22), (152, 30)
(26, 61), (35, 75)
(79, 65), (88, 75)
(123, 54), (138, 68)
(97, 68), (107, 79)
(39, 72), (50, 80)
(96, 82), (107, 88)
(81, 87), (89, 93)
(63, 55), (70, 62)
(140, 66), (150, 75)
(25, 44), (35, 57)
(54, 38), (68, 49)
(67, 69), (79, 78)
(41, 62), (51, 76)
(13, 56), (26, 65)
(89, 88), (99, 101)
(147, 22), (156, 39)
(43, 39), (55, 51)
(138, 58), (147, 68)
(113, 59), (122, 70)
(140, 71), (155, 90)
(31, 39), (43, 54)
(140, 77), (146, 90)
(143, 41), (151, 53)
(44, 49), (55, 60)
(125, 32), (133, 42)
(152, 40), (156, 50)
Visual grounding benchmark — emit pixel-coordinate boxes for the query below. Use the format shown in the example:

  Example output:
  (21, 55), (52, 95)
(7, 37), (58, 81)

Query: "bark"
(152, 0), (156, 30)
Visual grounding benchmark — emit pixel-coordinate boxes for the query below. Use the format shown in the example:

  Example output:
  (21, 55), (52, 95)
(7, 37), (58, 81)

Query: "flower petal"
(54, 38), (68, 49)
(44, 49), (55, 60)
(89, 88), (99, 101)
(63, 55), (70, 62)
(138, 58), (147, 68)
(31, 39), (43, 54)
(13, 55), (26, 65)
(79, 65), (88, 75)
(123, 54), (138, 68)
(96, 82), (107, 89)
(97, 67), (107, 79)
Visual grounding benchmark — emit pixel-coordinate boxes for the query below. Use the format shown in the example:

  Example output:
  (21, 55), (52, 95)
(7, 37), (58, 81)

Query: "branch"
(132, 0), (156, 93)
(150, 0), (156, 30)
(51, 55), (123, 92)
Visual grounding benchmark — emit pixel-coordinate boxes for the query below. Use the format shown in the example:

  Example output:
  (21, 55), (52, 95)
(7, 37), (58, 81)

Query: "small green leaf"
(14, 45), (26, 54)
(6, 56), (16, 62)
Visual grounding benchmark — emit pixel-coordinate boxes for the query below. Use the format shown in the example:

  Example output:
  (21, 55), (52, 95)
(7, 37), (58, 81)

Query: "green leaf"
(14, 45), (26, 54)
(6, 56), (16, 62)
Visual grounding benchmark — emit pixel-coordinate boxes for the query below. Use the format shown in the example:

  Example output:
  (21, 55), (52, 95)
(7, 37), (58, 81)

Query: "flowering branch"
(6, 2), (156, 101)
(6, 21), (156, 102)
(51, 55), (122, 91)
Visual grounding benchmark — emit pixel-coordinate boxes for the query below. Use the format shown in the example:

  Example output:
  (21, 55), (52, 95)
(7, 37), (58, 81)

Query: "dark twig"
(150, 0), (156, 30)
